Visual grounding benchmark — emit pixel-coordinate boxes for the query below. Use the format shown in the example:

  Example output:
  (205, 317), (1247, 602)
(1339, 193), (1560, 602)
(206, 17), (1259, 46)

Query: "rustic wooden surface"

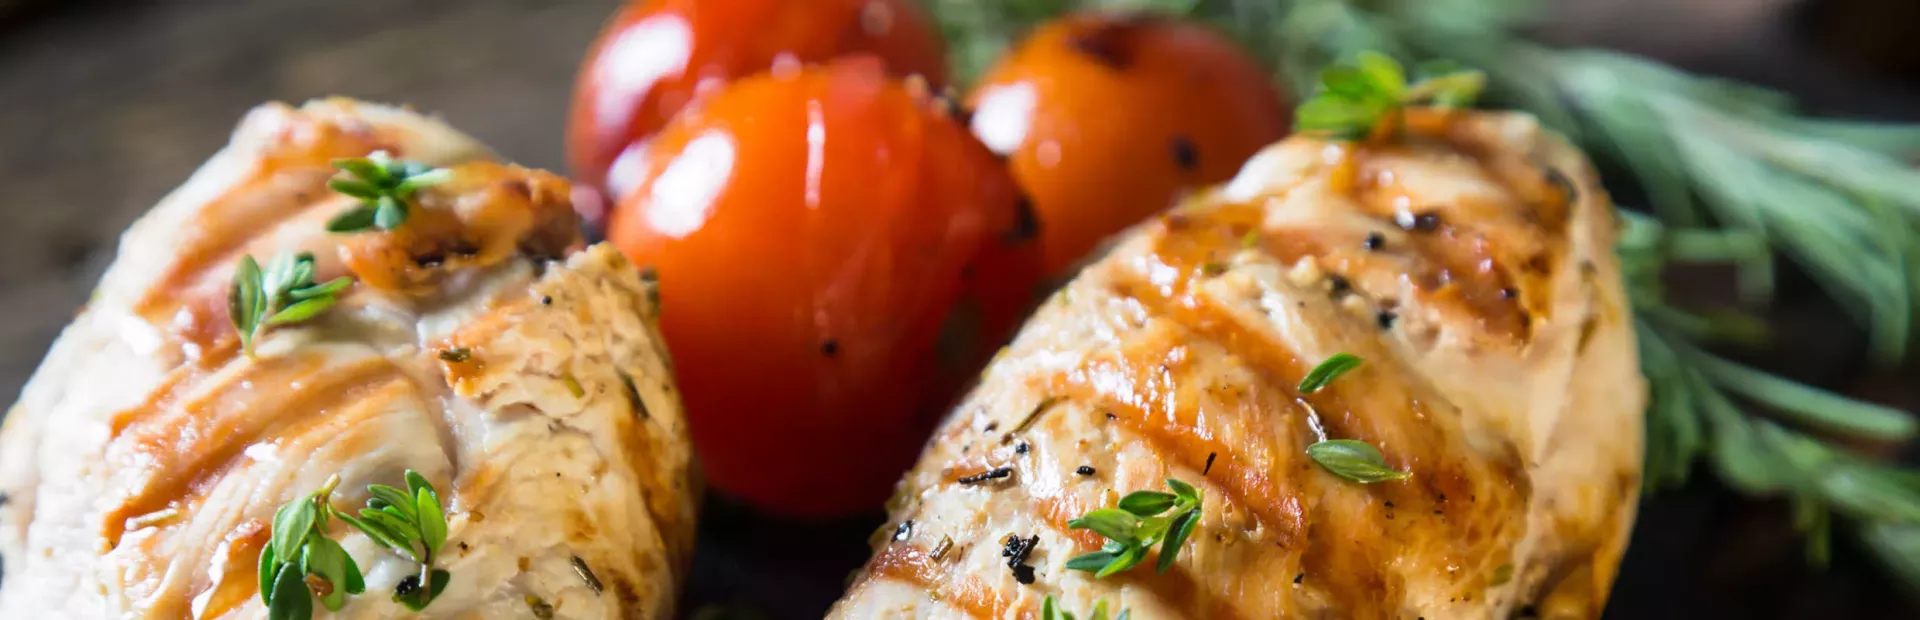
(2, 1), (1918, 618)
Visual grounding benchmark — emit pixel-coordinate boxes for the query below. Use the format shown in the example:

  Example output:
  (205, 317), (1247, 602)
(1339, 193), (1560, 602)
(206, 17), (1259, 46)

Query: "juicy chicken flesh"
(0, 99), (697, 618)
(832, 110), (1644, 619)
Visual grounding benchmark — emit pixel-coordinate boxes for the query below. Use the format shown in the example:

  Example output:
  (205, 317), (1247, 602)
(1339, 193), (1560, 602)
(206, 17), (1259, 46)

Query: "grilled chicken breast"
(0, 99), (697, 618)
(832, 110), (1643, 619)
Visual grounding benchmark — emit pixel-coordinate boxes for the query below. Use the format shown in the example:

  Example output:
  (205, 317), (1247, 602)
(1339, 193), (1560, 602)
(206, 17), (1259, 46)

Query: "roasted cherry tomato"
(608, 58), (1039, 517)
(569, 0), (947, 214)
(966, 13), (1290, 274)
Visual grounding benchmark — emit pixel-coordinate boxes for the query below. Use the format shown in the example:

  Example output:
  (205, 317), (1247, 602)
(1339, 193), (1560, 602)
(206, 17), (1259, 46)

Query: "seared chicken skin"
(0, 99), (696, 618)
(832, 110), (1643, 619)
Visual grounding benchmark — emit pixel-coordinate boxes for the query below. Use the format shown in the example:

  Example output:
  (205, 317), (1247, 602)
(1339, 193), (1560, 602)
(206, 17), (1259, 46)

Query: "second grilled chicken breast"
(0, 99), (696, 618)
(832, 110), (1643, 619)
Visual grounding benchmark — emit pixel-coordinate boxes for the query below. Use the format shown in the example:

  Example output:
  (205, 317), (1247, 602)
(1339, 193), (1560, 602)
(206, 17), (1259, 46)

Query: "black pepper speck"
(1377, 311), (1398, 329)
(1328, 275), (1351, 295)
(1076, 465), (1095, 476)
(821, 339), (840, 357)
(540, 296), (553, 305)
(1170, 136), (1198, 171)
(893, 520), (914, 542)
(1015, 442), (1029, 455)
(1364, 232), (1385, 251)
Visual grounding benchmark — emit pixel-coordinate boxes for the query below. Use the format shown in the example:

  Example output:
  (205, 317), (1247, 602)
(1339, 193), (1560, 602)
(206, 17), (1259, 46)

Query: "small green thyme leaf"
(1115, 491), (1176, 517)
(266, 562), (312, 620)
(1158, 507), (1200, 574)
(331, 470), (452, 612)
(1065, 508), (1140, 544)
(1298, 353), (1362, 394)
(228, 252), (352, 356)
(1307, 439), (1411, 483)
(326, 151), (448, 233)
(1294, 52), (1483, 140)
(1067, 478), (1203, 578)
(438, 347), (472, 363)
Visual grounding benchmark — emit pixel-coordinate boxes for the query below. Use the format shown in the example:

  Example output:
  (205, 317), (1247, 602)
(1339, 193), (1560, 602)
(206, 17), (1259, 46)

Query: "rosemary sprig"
(228, 252), (353, 356)
(1064, 478), (1201, 577)
(325, 151), (450, 233)
(923, 0), (1920, 593)
(1041, 595), (1130, 620)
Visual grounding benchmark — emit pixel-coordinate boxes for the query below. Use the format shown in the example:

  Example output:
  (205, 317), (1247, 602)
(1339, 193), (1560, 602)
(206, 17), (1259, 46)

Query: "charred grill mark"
(103, 357), (404, 547)
(136, 167), (343, 324)
(867, 545), (1006, 617)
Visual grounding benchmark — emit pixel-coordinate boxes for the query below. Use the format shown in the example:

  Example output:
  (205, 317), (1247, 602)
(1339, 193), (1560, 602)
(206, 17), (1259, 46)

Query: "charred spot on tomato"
(1003, 195), (1041, 244)
(820, 338), (840, 358)
(1066, 19), (1139, 70)
(1170, 135), (1198, 171)
(1363, 232), (1386, 251)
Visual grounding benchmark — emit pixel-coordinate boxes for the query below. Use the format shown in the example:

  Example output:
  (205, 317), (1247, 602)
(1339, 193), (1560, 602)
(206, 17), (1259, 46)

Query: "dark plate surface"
(1, 0), (1917, 617)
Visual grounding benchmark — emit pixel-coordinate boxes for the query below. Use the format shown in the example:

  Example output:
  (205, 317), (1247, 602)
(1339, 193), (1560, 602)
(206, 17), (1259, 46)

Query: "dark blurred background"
(3, 0), (1920, 617)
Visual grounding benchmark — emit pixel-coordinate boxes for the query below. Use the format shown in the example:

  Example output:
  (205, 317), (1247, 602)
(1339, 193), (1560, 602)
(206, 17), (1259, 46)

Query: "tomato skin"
(966, 13), (1290, 274)
(569, 0), (947, 212)
(608, 59), (1038, 517)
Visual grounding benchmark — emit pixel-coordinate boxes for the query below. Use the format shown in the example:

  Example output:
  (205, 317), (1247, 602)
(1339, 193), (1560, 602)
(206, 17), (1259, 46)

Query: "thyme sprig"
(258, 471), (452, 618)
(1294, 52), (1484, 140)
(1064, 478), (1201, 577)
(228, 252), (353, 357)
(259, 476), (367, 619)
(330, 470), (452, 611)
(325, 151), (450, 233)
(1041, 594), (1130, 620)
(923, 0), (1920, 592)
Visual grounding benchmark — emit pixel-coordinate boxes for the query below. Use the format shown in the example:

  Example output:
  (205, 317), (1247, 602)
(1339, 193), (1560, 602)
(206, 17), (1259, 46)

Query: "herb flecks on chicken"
(924, 0), (1920, 595)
